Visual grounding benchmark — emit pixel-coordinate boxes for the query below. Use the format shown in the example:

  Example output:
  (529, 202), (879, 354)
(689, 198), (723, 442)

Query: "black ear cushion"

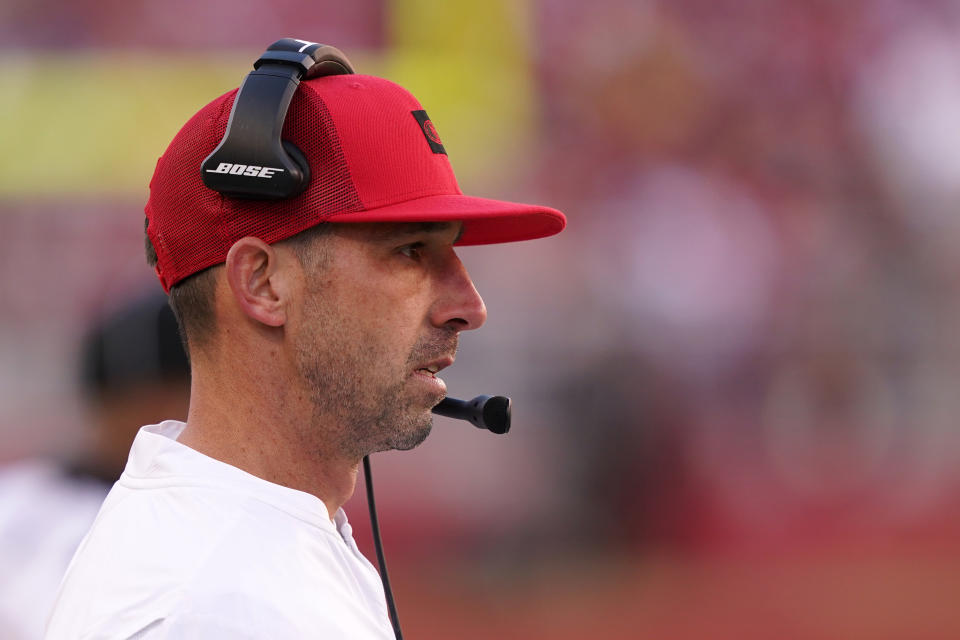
(282, 140), (311, 196)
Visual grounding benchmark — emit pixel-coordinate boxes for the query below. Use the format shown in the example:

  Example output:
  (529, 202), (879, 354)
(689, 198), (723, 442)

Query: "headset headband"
(200, 38), (354, 199)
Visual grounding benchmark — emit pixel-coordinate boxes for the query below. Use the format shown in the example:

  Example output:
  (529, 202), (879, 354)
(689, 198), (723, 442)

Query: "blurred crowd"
(528, 0), (960, 554)
(3, 0), (960, 638)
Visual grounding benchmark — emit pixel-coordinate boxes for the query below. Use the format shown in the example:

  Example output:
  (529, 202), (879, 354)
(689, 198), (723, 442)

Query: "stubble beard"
(308, 364), (433, 459)
(294, 318), (457, 461)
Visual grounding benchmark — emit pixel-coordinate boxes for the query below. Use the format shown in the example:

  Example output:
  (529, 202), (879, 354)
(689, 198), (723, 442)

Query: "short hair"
(145, 218), (332, 355)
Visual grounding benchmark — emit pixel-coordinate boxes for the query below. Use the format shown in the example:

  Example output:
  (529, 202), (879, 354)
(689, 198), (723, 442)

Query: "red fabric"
(145, 74), (565, 292)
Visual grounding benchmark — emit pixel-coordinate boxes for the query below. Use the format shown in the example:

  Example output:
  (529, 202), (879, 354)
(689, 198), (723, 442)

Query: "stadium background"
(3, 0), (960, 637)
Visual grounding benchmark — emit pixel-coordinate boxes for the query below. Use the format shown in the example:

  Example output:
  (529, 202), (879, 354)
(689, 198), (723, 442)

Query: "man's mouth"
(414, 356), (454, 378)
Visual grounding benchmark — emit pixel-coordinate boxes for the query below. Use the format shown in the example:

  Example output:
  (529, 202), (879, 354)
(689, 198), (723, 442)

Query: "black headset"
(200, 40), (512, 640)
(200, 38), (354, 199)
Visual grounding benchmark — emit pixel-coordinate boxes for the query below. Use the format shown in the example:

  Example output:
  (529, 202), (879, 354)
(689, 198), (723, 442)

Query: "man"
(0, 292), (188, 640)
(45, 40), (564, 639)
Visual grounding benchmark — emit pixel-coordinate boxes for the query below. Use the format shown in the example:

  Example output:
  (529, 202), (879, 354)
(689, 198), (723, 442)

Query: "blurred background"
(3, 0), (960, 637)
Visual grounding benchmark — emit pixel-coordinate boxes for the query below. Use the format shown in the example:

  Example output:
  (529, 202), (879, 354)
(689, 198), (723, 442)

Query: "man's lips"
(414, 355), (455, 378)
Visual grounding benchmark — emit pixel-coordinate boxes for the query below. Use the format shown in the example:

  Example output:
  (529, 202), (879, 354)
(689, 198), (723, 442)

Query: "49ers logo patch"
(411, 110), (446, 155)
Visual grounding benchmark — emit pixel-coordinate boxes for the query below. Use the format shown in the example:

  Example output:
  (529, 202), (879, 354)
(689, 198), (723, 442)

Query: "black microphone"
(431, 395), (511, 434)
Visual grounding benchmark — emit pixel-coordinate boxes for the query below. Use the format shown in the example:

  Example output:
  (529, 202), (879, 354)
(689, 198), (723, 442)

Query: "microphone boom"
(432, 395), (511, 434)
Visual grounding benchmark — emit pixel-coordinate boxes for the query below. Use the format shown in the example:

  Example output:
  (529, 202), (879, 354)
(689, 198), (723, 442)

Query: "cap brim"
(323, 194), (566, 245)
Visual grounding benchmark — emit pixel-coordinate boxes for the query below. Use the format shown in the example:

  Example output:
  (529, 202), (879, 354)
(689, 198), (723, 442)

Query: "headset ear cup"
(282, 140), (311, 196)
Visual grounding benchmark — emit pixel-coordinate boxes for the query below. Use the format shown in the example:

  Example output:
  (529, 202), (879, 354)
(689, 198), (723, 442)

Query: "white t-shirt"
(0, 461), (109, 640)
(44, 421), (395, 640)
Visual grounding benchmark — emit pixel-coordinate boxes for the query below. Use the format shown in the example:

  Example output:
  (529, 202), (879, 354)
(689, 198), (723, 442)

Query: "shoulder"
(122, 588), (393, 640)
(130, 592), (302, 639)
(47, 592), (302, 640)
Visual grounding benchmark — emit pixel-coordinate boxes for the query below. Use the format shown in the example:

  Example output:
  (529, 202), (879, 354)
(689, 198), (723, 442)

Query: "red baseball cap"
(145, 73), (566, 292)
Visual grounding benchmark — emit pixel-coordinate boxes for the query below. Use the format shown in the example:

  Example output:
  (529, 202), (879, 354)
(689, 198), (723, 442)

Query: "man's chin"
(385, 418), (433, 452)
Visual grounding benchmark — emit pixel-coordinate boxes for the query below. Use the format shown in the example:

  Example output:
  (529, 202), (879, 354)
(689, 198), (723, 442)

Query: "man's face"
(289, 221), (486, 459)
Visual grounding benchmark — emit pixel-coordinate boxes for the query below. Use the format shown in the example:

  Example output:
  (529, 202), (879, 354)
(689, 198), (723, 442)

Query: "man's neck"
(177, 364), (359, 521)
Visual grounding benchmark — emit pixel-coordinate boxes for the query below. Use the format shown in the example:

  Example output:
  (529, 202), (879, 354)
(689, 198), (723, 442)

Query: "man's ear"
(224, 237), (288, 328)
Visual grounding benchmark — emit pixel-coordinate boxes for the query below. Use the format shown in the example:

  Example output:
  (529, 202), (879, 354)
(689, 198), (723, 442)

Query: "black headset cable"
(362, 455), (403, 640)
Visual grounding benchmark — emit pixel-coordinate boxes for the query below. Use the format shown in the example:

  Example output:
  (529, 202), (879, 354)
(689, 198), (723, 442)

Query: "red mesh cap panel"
(146, 93), (236, 291)
(145, 86), (363, 291)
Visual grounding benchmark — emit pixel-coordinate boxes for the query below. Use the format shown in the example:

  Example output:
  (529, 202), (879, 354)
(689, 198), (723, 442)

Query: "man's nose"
(431, 253), (487, 331)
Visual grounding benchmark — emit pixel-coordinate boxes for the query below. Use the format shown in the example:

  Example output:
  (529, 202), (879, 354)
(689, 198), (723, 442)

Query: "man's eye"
(398, 242), (425, 259)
